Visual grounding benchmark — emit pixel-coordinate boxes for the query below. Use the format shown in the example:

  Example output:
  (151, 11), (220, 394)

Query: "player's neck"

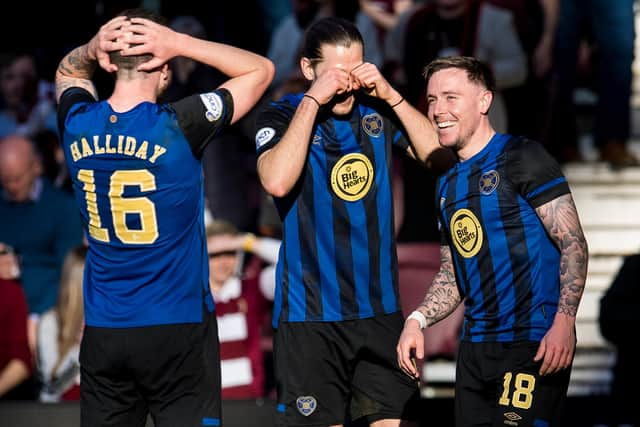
(457, 121), (496, 162)
(108, 80), (158, 113)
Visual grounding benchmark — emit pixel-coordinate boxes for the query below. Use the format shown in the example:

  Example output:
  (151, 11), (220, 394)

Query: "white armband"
(406, 310), (427, 330)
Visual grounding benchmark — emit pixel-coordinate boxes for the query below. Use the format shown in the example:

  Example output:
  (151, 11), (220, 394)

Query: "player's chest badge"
(361, 113), (383, 137)
(479, 170), (500, 195)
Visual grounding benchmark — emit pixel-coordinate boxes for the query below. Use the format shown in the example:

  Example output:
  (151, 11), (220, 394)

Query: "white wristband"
(406, 310), (427, 330)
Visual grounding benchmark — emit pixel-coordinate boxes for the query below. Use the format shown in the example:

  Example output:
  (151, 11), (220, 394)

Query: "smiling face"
(426, 67), (492, 157)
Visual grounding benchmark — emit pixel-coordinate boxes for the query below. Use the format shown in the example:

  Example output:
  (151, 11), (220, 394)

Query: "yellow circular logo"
(450, 208), (483, 258)
(330, 153), (374, 201)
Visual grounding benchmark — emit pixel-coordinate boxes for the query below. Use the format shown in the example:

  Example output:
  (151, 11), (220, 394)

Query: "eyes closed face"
(426, 68), (487, 154)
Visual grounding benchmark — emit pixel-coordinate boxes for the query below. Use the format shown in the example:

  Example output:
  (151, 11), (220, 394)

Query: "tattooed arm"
(55, 16), (129, 102)
(534, 192), (589, 375)
(416, 245), (462, 326)
(396, 245), (461, 378)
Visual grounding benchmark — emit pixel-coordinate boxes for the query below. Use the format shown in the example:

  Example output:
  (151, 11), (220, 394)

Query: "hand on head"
(91, 15), (181, 73)
(118, 17), (181, 72)
(90, 15), (132, 73)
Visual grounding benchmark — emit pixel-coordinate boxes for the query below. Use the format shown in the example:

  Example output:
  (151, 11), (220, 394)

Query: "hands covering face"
(306, 61), (396, 106)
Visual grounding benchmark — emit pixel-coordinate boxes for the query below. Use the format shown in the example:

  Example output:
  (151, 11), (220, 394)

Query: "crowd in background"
(0, 0), (637, 414)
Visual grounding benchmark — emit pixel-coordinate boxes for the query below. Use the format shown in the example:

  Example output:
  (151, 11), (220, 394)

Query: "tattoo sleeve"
(55, 44), (98, 102)
(536, 193), (589, 317)
(417, 245), (462, 327)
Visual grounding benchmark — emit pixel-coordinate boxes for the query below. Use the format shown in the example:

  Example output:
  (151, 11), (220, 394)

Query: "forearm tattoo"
(417, 245), (462, 327)
(536, 193), (589, 317)
(55, 45), (98, 100)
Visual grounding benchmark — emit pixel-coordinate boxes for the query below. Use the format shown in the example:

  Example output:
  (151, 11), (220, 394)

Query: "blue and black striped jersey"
(58, 88), (234, 327)
(256, 93), (409, 327)
(437, 133), (570, 342)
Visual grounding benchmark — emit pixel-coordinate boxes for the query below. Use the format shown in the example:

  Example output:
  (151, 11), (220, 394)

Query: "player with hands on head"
(56, 8), (274, 427)
(396, 55), (588, 427)
(255, 15), (447, 427)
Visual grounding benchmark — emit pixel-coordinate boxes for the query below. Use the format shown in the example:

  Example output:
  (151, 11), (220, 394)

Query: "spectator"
(482, 0), (559, 147)
(359, 0), (415, 33)
(599, 254), (640, 426)
(36, 245), (86, 403)
(0, 134), (83, 351)
(33, 129), (72, 193)
(550, 0), (637, 167)
(359, 0), (415, 46)
(206, 220), (280, 399)
(0, 273), (33, 400)
(0, 51), (57, 139)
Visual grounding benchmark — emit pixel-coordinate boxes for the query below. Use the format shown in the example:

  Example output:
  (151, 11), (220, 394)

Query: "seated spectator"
(206, 220), (280, 399)
(0, 135), (83, 352)
(36, 246), (86, 402)
(0, 270), (33, 400)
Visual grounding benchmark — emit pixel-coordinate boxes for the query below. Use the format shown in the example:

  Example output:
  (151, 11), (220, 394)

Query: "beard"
(328, 92), (355, 116)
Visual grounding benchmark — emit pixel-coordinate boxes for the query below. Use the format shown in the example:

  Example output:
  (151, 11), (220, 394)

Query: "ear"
(160, 63), (170, 81)
(300, 57), (315, 81)
(479, 90), (493, 115)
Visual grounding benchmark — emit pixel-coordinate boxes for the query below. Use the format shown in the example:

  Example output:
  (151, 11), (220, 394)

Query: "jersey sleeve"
(254, 100), (295, 157)
(57, 87), (96, 137)
(170, 88), (234, 158)
(506, 138), (570, 208)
